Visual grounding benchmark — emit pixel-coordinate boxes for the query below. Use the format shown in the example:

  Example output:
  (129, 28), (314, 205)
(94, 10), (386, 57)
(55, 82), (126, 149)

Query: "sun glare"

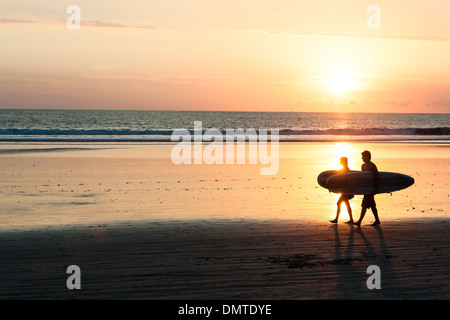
(330, 142), (358, 170)
(333, 142), (352, 159)
(325, 71), (363, 94)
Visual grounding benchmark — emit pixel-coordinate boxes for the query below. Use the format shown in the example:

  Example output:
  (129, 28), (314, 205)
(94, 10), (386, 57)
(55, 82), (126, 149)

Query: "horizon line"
(0, 107), (448, 115)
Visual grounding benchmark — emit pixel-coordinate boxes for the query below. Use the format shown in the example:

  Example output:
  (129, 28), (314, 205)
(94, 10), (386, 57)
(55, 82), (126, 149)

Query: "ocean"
(0, 109), (449, 143)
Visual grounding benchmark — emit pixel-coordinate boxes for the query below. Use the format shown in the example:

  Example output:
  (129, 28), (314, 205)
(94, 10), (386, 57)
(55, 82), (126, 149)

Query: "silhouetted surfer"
(330, 157), (354, 224)
(354, 150), (380, 227)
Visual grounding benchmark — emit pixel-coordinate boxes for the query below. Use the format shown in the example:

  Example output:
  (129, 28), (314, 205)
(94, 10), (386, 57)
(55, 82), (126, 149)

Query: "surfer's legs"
(354, 208), (367, 227)
(355, 207), (380, 227)
(331, 196), (345, 223)
(371, 207), (381, 225)
(344, 199), (354, 224)
(331, 196), (354, 224)
(330, 202), (341, 223)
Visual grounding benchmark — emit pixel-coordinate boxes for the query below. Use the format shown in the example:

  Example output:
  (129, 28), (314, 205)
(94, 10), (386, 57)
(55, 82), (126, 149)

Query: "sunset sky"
(1, 0), (449, 112)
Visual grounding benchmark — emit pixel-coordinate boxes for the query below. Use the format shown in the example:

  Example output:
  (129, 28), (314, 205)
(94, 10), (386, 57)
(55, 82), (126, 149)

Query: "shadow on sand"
(330, 223), (402, 299)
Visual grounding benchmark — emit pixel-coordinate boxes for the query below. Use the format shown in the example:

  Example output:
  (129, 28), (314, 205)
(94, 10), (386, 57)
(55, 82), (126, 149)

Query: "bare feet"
(371, 220), (381, 226)
(330, 219), (338, 223)
(353, 221), (361, 227)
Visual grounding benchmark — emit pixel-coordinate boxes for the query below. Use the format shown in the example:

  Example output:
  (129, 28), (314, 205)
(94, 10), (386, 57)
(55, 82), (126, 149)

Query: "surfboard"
(317, 171), (414, 195)
(317, 170), (357, 189)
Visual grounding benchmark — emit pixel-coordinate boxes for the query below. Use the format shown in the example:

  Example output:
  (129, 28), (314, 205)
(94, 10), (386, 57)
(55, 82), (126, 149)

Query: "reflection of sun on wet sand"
(0, 142), (449, 298)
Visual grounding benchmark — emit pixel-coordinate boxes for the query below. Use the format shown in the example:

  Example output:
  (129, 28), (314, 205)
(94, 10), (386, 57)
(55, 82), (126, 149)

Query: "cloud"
(82, 20), (127, 28)
(82, 20), (156, 29)
(383, 100), (412, 107)
(0, 18), (38, 24)
(426, 100), (450, 108)
(0, 17), (156, 29)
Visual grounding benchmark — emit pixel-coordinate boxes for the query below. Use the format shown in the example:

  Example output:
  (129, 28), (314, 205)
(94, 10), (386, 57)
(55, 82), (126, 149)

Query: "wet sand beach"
(0, 142), (449, 299)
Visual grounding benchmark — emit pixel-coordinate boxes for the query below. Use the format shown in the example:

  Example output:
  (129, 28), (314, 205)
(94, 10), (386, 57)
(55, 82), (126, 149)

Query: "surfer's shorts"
(362, 195), (376, 209)
(338, 194), (354, 203)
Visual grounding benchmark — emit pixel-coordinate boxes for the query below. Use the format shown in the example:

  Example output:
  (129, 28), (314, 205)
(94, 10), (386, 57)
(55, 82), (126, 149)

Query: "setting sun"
(327, 71), (363, 94)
